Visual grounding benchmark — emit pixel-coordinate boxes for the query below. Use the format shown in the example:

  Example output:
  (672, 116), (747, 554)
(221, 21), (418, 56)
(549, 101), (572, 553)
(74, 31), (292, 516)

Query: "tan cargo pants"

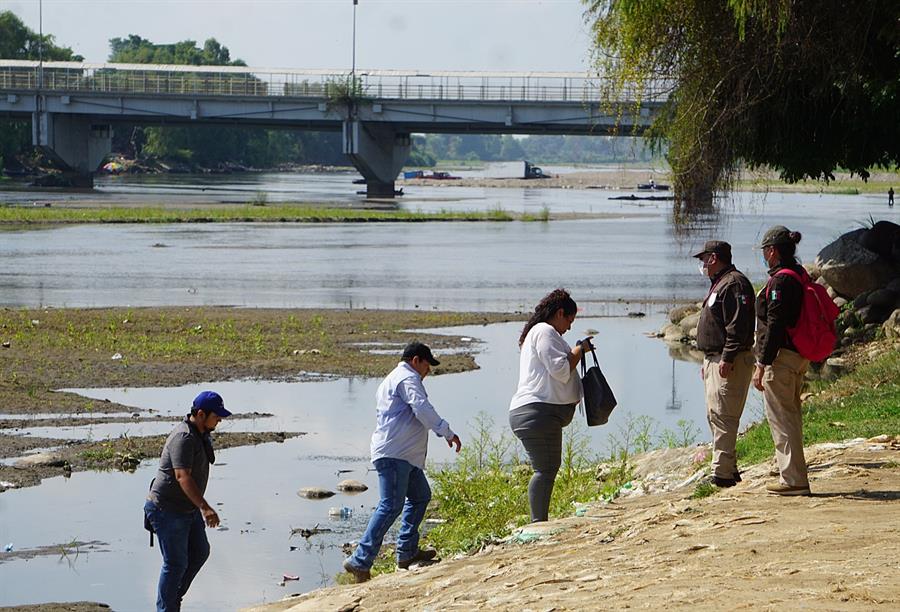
(703, 350), (754, 479)
(763, 349), (810, 487)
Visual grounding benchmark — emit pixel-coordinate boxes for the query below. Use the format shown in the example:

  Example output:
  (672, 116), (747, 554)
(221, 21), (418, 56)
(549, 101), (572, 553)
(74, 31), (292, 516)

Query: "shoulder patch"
(770, 289), (780, 301)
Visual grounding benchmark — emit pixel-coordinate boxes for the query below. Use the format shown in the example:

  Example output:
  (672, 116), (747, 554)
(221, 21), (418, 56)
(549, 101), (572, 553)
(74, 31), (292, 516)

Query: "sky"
(4, 0), (596, 72)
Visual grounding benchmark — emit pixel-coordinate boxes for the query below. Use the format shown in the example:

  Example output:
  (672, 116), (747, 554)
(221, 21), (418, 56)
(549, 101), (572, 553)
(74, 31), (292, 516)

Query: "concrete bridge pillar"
(33, 111), (112, 186)
(342, 120), (410, 198)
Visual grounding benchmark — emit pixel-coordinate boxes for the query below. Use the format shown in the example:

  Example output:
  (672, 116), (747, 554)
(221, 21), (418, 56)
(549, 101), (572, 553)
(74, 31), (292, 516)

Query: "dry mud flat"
(248, 438), (900, 611)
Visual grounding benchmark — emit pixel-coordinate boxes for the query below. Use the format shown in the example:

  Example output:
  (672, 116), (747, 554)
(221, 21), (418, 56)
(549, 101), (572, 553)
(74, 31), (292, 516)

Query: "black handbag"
(580, 345), (617, 426)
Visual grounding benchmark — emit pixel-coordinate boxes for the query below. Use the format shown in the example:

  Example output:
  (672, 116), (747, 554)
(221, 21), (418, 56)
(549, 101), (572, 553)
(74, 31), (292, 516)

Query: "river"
(0, 167), (897, 610)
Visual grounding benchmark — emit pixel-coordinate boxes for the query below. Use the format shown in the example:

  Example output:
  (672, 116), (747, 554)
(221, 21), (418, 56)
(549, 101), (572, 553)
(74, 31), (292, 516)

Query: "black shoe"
(707, 475), (737, 488)
(397, 548), (437, 569)
(343, 558), (371, 583)
(733, 471), (742, 483)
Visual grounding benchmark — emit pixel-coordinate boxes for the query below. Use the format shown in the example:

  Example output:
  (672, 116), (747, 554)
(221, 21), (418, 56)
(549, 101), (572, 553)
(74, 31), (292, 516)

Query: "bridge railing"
(0, 61), (670, 103)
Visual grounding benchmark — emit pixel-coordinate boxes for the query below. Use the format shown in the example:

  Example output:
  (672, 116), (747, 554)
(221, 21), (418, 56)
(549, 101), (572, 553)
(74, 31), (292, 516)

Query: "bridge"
(0, 60), (667, 196)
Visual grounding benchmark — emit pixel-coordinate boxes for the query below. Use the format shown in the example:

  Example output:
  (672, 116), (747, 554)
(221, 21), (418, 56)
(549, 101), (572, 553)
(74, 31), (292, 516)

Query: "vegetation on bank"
(0, 307), (517, 417)
(0, 204), (559, 224)
(411, 343), (900, 568)
(736, 344), (900, 466)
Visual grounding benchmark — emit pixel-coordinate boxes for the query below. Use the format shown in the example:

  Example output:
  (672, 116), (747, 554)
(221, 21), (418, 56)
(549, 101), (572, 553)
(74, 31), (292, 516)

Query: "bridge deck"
(0, 60), (667, 104)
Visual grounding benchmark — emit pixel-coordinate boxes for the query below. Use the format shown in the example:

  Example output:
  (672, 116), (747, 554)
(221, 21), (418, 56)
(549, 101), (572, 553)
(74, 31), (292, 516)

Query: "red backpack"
(768, 268), (840, 362)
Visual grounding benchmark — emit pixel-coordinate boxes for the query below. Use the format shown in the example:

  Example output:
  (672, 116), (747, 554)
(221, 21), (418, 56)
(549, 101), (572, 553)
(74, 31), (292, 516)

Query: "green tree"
(0, 10), (82, 61)
(584, 0), (900, 209)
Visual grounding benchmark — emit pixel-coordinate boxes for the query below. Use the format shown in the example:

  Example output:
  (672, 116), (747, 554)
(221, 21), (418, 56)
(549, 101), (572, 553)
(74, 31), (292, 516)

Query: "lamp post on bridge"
(351, 0), (358, 84)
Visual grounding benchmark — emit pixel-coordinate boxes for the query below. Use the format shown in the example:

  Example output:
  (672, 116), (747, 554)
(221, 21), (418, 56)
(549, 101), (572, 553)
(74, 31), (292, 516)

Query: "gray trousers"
(509, 402), (576, 522)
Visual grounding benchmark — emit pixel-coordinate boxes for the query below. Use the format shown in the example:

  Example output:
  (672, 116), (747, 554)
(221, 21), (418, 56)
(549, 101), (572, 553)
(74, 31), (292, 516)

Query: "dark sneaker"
(706, 475), (737, 488)
(766, 483), (810, 496)
(342, 558), (371, 583)
(733, 471), (742, 483)
(397, 548), (437, 569)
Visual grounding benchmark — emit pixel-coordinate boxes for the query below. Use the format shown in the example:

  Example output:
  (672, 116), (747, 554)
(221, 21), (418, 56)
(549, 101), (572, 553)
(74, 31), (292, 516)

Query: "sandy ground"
(246, 437), (900, 611)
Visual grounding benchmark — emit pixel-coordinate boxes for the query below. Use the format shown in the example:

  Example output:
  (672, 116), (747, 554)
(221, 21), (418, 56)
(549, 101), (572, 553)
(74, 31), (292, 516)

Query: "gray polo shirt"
(148, 418), (213, 513)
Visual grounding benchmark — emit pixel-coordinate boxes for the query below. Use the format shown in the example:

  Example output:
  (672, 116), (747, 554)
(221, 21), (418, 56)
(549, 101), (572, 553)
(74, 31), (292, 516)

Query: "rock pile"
(656, 221), (900, 369)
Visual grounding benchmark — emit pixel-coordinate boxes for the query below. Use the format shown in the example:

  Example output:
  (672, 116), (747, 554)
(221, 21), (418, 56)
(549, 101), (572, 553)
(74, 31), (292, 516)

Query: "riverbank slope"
(246, 435), (900, 611)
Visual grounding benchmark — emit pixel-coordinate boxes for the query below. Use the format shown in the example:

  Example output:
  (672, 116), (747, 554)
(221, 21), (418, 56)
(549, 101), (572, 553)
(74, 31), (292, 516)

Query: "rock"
(14, 452), (67, 468)
(668, 304), (699, 325)
(662, 323), (687, 343)
(867, 288), (899, 309)
(883, 309), (900, 340)
(852, 291), (871, 310)
(862, 304), (893, 325)
(679, 312), (701, 335)
(335, 479), (368, 492)
(886, 278), (900, 293)
(803, 262), (822, 281)
(826, 286), (838, 299)
(297, 487), (335, 499)
(833, 297), (848, 308)
(816, 230), (898, 298)
(868, 221), (900, 260)
(825, 357), (847, 368)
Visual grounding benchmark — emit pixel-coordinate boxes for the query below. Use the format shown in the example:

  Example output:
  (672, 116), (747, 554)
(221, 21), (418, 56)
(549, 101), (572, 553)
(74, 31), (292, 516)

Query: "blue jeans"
(143, 500), (210, 612)
(348, 457), (431, 570)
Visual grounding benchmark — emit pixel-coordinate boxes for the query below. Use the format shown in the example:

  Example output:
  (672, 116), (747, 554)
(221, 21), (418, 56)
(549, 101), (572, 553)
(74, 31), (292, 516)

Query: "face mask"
(698, 262), (709, 276)
(762, 255), (769, 267)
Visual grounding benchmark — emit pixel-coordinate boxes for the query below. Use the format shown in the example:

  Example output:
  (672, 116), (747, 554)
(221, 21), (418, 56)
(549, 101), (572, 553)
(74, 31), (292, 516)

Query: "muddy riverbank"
(0, 307), (516, 493)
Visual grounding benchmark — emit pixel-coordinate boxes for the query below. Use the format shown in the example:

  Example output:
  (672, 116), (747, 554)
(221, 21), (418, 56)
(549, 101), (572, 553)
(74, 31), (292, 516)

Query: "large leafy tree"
(584, 1), (900, 209)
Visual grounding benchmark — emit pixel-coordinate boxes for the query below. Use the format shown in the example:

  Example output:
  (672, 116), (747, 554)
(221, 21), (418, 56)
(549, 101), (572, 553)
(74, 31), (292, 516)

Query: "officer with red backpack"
(752, 226), (838, 496)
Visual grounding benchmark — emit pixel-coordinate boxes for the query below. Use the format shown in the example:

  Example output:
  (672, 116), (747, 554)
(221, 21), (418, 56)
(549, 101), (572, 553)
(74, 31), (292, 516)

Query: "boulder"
(14, 452), (67, 468)
(862, 304), (893, 326)
(297, 487), (335, 499)
(867, 288), (899, 309)
(883, 309), (900, 340)
(886, 278), (900, 293)
(868, 221), (900, 260)
(833, 297), (848, 308)
(679, 312), (701, 335)
(336, 479), (368, 492)
(852, 291), (871, 310)
(803, 262), (822, 281)
(662, 324), (686, 343)
(816, 230), (898, 298)
(668, 304), (699, 325)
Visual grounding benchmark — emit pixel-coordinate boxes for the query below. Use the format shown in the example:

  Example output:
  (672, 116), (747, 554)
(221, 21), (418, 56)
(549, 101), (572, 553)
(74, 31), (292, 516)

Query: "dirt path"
(246, 437), (900, 611)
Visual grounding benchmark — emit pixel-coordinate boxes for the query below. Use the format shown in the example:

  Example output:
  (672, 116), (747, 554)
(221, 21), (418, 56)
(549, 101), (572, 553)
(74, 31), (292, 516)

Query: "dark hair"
(772, 231), (802, 265)
(518, 288), (577, 347)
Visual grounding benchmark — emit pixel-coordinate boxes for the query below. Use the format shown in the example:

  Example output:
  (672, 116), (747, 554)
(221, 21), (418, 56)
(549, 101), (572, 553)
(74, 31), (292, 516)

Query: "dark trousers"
(143, 500), (210, 612)
(509, 402), (576, 522)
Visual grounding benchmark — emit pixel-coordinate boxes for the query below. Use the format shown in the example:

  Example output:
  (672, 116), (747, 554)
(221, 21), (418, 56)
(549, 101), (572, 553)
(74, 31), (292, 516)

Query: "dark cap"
(692, 240), (732, 259)
(192, 390), (232, 418)
(760, 225), (794, 248)
(402, 341), (440, 366)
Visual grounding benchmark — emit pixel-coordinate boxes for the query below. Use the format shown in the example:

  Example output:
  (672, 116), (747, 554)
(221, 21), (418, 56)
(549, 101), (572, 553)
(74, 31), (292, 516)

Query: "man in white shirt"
(343, 342), (462, 582)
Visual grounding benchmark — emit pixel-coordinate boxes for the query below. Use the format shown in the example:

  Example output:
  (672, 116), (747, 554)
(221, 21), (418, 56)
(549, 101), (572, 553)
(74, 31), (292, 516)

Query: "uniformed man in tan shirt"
(693, 240), (756, 487)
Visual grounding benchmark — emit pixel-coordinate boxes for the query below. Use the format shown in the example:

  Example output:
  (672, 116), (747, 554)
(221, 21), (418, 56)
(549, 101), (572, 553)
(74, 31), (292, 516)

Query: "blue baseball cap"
(191, 391), (232, 418)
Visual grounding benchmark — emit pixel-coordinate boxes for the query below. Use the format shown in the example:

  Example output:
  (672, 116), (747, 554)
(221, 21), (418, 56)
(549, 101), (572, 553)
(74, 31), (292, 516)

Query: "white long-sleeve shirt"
(509, 322), (583, 410)
(370, 361), (456, 470)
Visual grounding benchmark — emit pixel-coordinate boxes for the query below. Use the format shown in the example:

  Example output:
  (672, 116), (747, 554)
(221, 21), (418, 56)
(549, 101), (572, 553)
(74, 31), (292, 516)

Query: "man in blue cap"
(143, 391), (231, 612)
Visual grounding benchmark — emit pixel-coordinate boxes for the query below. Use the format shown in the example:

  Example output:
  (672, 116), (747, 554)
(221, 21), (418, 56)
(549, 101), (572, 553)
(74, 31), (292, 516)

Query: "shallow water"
(0, 318), (763, 610)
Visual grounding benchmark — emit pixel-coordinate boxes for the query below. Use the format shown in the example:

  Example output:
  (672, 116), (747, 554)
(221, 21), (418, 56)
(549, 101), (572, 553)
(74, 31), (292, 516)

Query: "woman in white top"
(509, 288), (593, 522)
